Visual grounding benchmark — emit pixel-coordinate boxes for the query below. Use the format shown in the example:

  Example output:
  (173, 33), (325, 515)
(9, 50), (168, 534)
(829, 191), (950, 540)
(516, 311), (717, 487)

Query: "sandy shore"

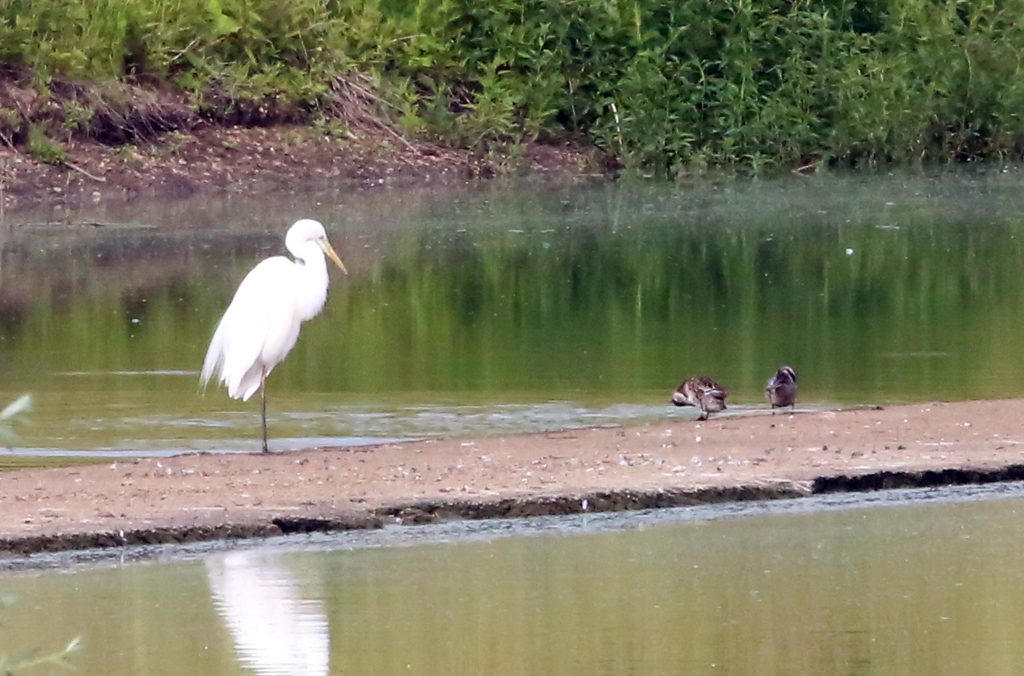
(2, 398), (1023, 555)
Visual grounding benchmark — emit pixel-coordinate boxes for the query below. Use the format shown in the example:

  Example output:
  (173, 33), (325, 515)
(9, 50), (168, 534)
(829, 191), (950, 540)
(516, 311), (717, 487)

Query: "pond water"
(2, 168), (1024, 457)
(3, 484), (1024, 675)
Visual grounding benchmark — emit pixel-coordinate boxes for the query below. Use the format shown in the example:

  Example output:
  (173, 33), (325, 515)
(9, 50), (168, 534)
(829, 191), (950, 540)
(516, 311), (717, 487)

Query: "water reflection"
(4, 489), (1024, 674)
(2, 170), (1024, 456)
(207, 551), (329, 676)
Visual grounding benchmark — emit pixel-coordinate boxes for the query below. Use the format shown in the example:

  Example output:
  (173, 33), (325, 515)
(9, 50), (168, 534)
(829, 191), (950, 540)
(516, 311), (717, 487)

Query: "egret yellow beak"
(320, 238), (348, 275)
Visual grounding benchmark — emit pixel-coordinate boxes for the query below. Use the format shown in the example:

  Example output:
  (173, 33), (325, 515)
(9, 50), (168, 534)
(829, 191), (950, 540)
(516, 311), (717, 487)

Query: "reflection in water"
(206, 551), (329, 676)
(2, 170), (1024, 455)
(4, 490), (1024, 674)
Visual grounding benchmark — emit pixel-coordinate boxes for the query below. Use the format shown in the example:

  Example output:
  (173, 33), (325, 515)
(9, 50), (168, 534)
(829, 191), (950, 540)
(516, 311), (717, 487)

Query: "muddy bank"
(0, 124), (603, 213)
(1, 398), (1023, 556)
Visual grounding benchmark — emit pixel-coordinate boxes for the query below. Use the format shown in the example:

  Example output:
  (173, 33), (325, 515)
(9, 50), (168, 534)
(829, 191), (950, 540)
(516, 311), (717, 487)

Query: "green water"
(3, 490), (1024, 674)
(2, 168), (1024, 455)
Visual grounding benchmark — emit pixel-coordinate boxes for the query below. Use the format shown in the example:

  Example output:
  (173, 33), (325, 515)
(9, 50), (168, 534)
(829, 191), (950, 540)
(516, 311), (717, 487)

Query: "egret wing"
(204, 257), (295, 400)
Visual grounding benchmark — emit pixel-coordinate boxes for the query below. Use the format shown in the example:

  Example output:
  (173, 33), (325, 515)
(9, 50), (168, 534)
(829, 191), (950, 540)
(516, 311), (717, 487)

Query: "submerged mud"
(3, 464), (1024, 557)
(812, 464), (1024, 493)
(0, 485), (809, 556)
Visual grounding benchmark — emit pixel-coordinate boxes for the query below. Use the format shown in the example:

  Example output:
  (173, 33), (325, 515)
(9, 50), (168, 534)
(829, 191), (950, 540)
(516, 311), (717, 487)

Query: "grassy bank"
(2, 0), (1024, 173)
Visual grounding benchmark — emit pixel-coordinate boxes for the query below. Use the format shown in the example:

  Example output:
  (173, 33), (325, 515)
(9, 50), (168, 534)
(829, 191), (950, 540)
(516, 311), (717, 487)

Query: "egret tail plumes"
(201, 219), (347, 452)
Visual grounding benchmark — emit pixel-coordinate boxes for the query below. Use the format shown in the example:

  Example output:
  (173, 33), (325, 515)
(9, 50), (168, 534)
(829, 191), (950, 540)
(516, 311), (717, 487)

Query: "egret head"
(287, 219), (348, 274)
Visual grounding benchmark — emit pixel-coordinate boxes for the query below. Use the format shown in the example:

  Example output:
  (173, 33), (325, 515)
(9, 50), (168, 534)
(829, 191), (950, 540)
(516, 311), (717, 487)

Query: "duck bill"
(320, 239), (348, 275)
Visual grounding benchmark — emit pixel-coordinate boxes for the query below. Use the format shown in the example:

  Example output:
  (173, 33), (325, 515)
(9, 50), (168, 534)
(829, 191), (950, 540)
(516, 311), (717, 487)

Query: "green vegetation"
(0, 595), (80, 674)
(24, 123), (67, 164)
(2, 0), (1024, 173)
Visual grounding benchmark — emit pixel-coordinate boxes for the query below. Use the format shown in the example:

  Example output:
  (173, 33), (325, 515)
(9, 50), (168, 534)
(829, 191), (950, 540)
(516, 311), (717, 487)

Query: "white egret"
(201, 219), (347, 453)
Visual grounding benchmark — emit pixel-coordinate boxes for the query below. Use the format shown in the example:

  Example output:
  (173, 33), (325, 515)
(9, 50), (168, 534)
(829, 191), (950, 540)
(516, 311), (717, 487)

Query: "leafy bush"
(4, 0), (1024, 172)
(25, 124), (67, 165)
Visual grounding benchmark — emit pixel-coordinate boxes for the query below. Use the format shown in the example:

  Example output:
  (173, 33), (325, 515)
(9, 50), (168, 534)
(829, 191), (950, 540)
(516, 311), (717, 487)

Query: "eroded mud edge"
(3, 464), (1023, 557)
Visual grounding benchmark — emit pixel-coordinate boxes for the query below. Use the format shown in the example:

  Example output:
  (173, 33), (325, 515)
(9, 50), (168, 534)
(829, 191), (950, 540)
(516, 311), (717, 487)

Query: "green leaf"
(0, 394), (32, 421)
(207, 0), (240, 37)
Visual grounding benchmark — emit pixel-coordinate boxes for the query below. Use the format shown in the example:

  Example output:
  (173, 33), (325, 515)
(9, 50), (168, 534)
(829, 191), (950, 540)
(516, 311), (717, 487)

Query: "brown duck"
(671, 376), (727, 420)
(764, 365), (797, 409)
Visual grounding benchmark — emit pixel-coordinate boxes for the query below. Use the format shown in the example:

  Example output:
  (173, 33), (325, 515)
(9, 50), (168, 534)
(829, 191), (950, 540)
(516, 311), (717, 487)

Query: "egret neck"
(289, 240), (331, 322)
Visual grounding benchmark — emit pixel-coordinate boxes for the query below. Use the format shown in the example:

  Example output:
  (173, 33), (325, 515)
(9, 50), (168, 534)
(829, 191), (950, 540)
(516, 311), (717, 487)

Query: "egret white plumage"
(201, 219), (347, 453)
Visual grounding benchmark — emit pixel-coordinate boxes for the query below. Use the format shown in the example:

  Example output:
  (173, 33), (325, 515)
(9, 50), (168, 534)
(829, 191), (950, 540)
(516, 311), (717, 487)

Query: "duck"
(764, 365), (798, 410)
(671, 376), (727, 420)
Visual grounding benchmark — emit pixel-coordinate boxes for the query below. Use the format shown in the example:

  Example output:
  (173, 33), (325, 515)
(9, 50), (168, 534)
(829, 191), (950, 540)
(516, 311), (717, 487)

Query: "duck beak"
(320, 238), (348, 275)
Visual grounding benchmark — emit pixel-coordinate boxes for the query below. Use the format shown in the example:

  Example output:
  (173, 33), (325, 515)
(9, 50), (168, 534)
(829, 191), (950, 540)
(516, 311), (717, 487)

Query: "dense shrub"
(3, 0), (1024, 172)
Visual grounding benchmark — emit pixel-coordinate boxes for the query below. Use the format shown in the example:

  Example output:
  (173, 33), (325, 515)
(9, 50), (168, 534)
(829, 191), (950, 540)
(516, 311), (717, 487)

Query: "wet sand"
(2, 398), (1023, 555)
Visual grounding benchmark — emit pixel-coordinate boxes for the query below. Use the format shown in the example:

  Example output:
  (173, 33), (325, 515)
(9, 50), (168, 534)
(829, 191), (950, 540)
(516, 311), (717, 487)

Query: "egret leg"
(260, 365), (269, 454)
